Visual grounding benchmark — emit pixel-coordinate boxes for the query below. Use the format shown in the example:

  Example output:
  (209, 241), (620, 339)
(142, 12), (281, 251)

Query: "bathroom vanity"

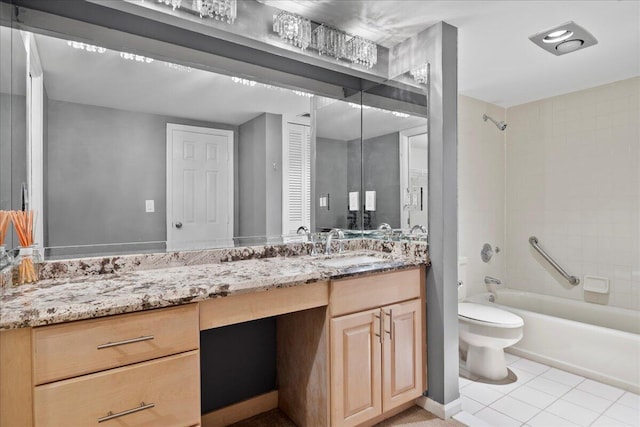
(0, 246), (427, 427)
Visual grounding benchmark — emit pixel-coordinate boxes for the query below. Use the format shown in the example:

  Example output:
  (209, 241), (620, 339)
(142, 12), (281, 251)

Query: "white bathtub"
(466, 290), (640, 393)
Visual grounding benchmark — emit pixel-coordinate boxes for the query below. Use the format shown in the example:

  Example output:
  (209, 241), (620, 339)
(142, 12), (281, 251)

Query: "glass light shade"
(273, 11), (312, 50)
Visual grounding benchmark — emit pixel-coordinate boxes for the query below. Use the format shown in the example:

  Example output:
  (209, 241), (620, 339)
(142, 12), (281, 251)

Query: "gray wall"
(362, 132), (401, 228)
(346, 138), (362, 229)
(46, 99), (237, 252)
(264, 114), (282, 238)
(237, 112), (282, 240)
(0, 93), (26, 249)
(315, 137), (348, 230)
(390, 22), (459, 406)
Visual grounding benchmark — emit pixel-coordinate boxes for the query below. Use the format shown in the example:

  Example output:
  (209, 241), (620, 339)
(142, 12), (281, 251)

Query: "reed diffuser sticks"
(0, 211), (10, 246)
(10, 210), (38, 284)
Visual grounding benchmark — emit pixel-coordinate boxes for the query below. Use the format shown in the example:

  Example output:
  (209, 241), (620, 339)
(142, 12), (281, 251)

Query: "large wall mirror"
(1, 27), (370, 258)
(0, 26), (27, 251)
(2, 20), (431, 259)
(361, 81), (429, 235)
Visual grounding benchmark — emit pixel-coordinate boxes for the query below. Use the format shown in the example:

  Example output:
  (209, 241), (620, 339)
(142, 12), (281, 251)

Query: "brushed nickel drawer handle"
(384, 309), (393, 340)
(97, 335), (154, 350)
(98, 402), (155, 423)
(374, 312), (383, 344)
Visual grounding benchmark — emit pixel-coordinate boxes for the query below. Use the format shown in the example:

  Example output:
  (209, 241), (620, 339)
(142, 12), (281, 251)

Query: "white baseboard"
(415, 395), (462, 419)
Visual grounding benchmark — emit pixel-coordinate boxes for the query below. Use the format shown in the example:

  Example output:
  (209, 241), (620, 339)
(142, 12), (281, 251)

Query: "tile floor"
(454, 353), (640, 427)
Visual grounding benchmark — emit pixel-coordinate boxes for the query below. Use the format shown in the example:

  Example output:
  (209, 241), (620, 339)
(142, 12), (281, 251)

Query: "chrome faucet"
(410, 224), (427, 235)
(484, 276), (502, 285)
(377, 223), (392, 240)
(378, 223), (392, 232)
(325, 228), (345, 255)
(297, 226), (317, 256)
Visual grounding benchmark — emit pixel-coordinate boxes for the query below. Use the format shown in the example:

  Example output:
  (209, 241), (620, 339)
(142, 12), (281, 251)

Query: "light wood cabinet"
(33, 304), (199, 384)
(382, 299), (422, 412)
(34, 351), (200, 427)
(28, 304), (201, 427)
(330, 269), (424, 427)
(330, 308), (383, 427)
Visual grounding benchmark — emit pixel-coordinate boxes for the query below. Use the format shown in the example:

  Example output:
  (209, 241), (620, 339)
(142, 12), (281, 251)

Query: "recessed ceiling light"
(555, 39), (584, 53)
(542, 30), (573, 43)
(529, 21), (597, 56)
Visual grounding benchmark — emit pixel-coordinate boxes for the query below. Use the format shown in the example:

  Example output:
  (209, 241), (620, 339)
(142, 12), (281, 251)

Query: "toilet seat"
(459, 302), (523, 328)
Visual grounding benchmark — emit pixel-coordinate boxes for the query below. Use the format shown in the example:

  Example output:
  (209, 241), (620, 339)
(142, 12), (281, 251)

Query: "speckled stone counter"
(0, 240), (428, 330)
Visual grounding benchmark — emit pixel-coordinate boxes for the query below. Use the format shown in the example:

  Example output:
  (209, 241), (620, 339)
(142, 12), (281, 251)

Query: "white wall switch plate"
(145, 199), (155, 213)
(365, 191), (376, 211)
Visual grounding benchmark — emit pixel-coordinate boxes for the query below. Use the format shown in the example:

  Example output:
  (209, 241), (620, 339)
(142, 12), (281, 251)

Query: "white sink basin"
(314, 255), (385, 268)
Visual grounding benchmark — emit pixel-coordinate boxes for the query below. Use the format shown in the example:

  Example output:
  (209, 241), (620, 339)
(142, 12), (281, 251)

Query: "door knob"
(175, 222), (183, 229)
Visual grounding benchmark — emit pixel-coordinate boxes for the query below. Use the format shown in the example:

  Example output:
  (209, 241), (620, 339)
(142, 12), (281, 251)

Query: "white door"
(282, 121), (311, 237)
(167, 124), (233, 251)
(399, 126), (428, 229)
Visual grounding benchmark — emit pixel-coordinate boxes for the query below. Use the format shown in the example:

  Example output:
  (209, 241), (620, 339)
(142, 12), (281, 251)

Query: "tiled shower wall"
(458, 95), (507, 297)
(505, 77), (640, 310)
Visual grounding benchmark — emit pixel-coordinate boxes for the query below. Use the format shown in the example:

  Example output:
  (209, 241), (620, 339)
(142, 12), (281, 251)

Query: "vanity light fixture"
(67, 41), (106, 53)
(271, 10), (377, 69)
(529, 21), (597, 56)
(193, 0), (237, 23)
(346, 36), (377, 69)
(119, 52), (154, 63)
(273, 11), (312, 50)
(312, 24), (347, 59)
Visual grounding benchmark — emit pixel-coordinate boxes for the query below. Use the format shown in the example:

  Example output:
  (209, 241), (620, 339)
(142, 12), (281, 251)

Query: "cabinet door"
(331, 308), (382, 427)
(382, 299), (423, 412)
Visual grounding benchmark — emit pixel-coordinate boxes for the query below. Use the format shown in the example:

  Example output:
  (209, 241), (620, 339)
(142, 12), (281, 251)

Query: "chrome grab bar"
(529, 236), (580, 286)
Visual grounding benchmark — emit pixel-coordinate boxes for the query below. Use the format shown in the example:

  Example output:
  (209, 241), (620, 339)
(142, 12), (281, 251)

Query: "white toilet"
(458, 257), (524, 381)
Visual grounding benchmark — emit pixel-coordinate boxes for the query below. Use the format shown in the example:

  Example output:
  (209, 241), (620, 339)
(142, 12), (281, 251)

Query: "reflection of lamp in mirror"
(164, 62), (193, 72)
(119, 52), (154, 63)
(67, 41), (106, 54)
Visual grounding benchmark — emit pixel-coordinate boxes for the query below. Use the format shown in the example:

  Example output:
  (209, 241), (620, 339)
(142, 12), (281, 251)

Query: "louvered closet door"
(283, 122), (311, 236)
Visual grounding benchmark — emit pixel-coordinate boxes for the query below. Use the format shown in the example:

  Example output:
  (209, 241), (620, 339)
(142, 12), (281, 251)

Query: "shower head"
(483, 114), (507, 131)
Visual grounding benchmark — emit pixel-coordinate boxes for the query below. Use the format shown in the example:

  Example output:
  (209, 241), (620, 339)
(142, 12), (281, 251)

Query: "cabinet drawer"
(34, 351), (200, 427)
(33, 304), (199, 384)
(330, 268), (421, 317)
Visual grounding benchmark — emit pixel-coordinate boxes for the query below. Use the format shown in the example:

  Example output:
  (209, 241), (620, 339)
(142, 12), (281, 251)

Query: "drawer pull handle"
(98, 402), (155, 423)
(97, 335), (155, 350)
(374, 312), (383, 344)
(384, 309), (393, 340)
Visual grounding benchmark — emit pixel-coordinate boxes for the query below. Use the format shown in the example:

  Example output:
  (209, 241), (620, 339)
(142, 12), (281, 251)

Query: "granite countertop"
(0, 249), (425, 330)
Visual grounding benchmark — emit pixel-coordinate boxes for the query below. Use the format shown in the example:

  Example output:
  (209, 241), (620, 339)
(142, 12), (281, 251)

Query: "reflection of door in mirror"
(282, 118), (311, 238)
(167, 124), (234, 251)
(400, 127), (428, 229)
(0, 27), (28, 250)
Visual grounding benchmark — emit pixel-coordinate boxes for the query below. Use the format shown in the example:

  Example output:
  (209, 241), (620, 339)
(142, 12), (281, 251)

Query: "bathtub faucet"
(484, 276), (502, 285)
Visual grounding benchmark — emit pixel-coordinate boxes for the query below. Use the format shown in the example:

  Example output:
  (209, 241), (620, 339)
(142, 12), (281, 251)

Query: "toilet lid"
(459, 302), (523, 327)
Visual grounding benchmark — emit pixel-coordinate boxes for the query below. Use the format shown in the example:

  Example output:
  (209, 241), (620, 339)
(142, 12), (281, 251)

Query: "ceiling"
(260, 0), (640, 108)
